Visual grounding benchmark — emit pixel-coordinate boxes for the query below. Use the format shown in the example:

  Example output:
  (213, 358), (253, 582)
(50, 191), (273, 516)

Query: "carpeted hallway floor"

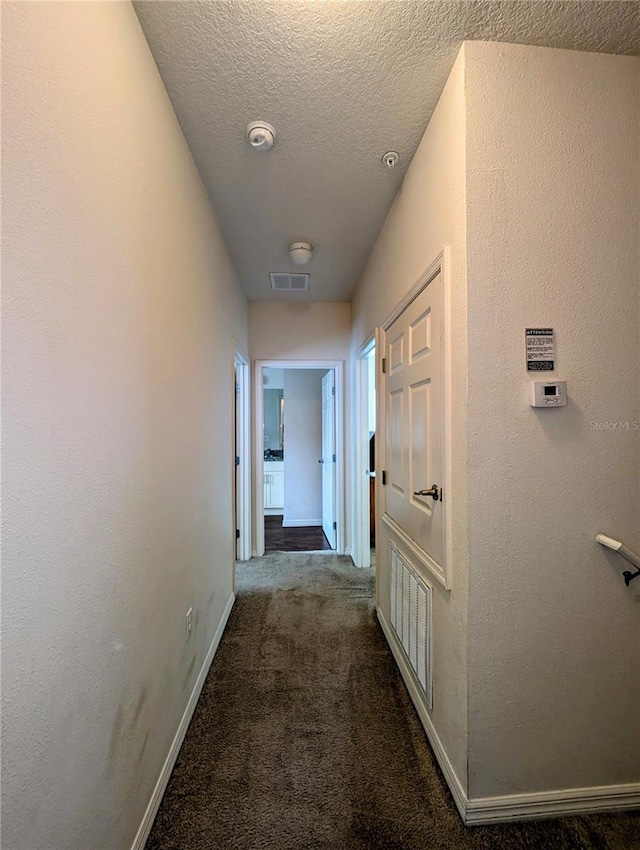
(146, 553), (640, 850)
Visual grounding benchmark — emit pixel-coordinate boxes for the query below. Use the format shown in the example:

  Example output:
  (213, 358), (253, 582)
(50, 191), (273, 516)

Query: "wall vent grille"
(390, 542), (433, 708)
(269, 273), (310, 291)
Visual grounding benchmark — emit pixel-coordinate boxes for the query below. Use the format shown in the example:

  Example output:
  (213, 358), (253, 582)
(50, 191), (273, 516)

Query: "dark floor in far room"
(264, 514), (332, 552)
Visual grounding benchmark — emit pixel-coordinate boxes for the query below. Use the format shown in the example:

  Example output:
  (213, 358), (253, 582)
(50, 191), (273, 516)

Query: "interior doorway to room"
(354, 339), (377, 569)
(256, 361), (344, 557)
(320, 371), (336, 549)
(262, 366), (334, 552)
(234, 348), (251, 562)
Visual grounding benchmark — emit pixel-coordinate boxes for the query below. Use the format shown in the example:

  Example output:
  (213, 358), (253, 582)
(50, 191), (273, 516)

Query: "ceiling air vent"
(269, 273), (310, 292)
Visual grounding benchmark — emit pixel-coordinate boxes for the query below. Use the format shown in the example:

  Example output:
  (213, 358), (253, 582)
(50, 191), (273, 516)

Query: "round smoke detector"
(246, 121), (276, 152)
(382, 151), (400, 169)
(289, 242), (313, 265)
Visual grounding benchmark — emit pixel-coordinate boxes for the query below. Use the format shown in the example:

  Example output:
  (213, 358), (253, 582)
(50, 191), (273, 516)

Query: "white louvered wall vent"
(269, 273), (310, 291)
(390, 542), (433, 709)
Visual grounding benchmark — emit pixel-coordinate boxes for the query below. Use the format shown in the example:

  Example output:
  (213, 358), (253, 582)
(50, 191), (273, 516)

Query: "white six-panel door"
(384, 271), (444, 571)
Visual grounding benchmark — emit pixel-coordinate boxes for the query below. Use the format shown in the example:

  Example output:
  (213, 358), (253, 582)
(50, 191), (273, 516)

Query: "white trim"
(282, 518), (322, 528)
(465, 784), (640, 825)
(234, 345), (251, 563)
(130, 593), (235, 850)
(254, 360), (345, 558)
(352, 337), (376, 569)
(373, 326), (384, 609)
(381, 512), (447, 590)
(440, 246), (454, 595)
(380, 252), (445, 332)
(379, 607), (639, 826)
(377, 607), (467, 819)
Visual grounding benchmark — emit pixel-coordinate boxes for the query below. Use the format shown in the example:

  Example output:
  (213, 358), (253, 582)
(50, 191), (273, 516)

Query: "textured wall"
(1, 4), (247, 848)
(249, 302), (352, 361)
(351, 49), (470, 793)
(283, 370), (325, 525)
(464, 42), (640, 798)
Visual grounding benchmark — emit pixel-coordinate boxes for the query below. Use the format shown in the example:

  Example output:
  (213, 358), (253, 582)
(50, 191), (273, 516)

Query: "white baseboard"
(376, 607), (468, 819)
(281, 518), (322, 528)
(377, 607), (640, 825)
(465, 783), (640, 824)
(131, 592), (235, 850)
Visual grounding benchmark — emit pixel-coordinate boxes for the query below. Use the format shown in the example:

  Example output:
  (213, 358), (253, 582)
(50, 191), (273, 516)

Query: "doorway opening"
(255, 360), (345, 557)
(234, 347), (251, 563)
(353, 338), (377, 569)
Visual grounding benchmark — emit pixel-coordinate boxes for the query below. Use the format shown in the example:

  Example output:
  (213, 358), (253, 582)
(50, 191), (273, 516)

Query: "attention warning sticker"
(526, 328), (555, 371)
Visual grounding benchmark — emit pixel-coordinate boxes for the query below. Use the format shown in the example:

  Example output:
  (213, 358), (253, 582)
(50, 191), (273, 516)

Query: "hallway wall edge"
(131, 593), (236, 850)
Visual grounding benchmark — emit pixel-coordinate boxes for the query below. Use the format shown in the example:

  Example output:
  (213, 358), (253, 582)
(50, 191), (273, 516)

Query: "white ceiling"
(134, 1), (639, 303)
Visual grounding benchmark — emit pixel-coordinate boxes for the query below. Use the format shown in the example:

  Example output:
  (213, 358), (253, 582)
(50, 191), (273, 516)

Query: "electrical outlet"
(186, 607), (193, 641)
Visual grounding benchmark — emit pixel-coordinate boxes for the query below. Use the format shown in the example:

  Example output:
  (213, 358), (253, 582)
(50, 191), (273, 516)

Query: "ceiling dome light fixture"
(246, 121), (276, 151)
(289, 242), (313, 265)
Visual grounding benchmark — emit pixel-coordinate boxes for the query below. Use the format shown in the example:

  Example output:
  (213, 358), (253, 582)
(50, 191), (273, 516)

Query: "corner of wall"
(464, 41), (640, 802)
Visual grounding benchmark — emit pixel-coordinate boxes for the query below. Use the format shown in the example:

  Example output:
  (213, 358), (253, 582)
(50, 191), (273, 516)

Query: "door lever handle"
(413, 484), (440, 501)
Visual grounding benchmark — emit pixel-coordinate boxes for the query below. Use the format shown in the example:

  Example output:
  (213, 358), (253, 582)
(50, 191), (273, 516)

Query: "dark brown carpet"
(146, 553), (640, 850)
(264, 515), (332, 552)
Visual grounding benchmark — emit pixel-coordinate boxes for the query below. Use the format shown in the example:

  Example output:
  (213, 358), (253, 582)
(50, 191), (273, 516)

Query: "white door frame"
(254, 359), (345, 558)
(321, 370), (337, 548)
(234, 345), (251, 563)
(353, 337), (376, 569)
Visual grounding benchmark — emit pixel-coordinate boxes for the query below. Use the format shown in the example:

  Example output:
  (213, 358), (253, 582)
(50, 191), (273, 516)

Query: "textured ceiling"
(134, 1), (639, 302)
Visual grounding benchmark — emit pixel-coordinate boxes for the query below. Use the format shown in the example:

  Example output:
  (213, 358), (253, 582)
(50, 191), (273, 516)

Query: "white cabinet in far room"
(264, 461), (284, 511)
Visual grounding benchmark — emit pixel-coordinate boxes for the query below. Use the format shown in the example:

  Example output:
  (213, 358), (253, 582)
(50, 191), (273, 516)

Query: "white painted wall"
(249, 302), (351, 361)
(263, 367), (284, 389)
(351, 49), (470, 792)
(1, 4), (247, 849)
(283, 370), (325, 526)
(464, 41), (640, 799)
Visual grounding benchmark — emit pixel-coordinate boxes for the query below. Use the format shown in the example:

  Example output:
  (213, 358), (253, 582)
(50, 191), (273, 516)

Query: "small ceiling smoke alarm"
(246, 121), (276, 151)
(289, 242), (313, 265)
